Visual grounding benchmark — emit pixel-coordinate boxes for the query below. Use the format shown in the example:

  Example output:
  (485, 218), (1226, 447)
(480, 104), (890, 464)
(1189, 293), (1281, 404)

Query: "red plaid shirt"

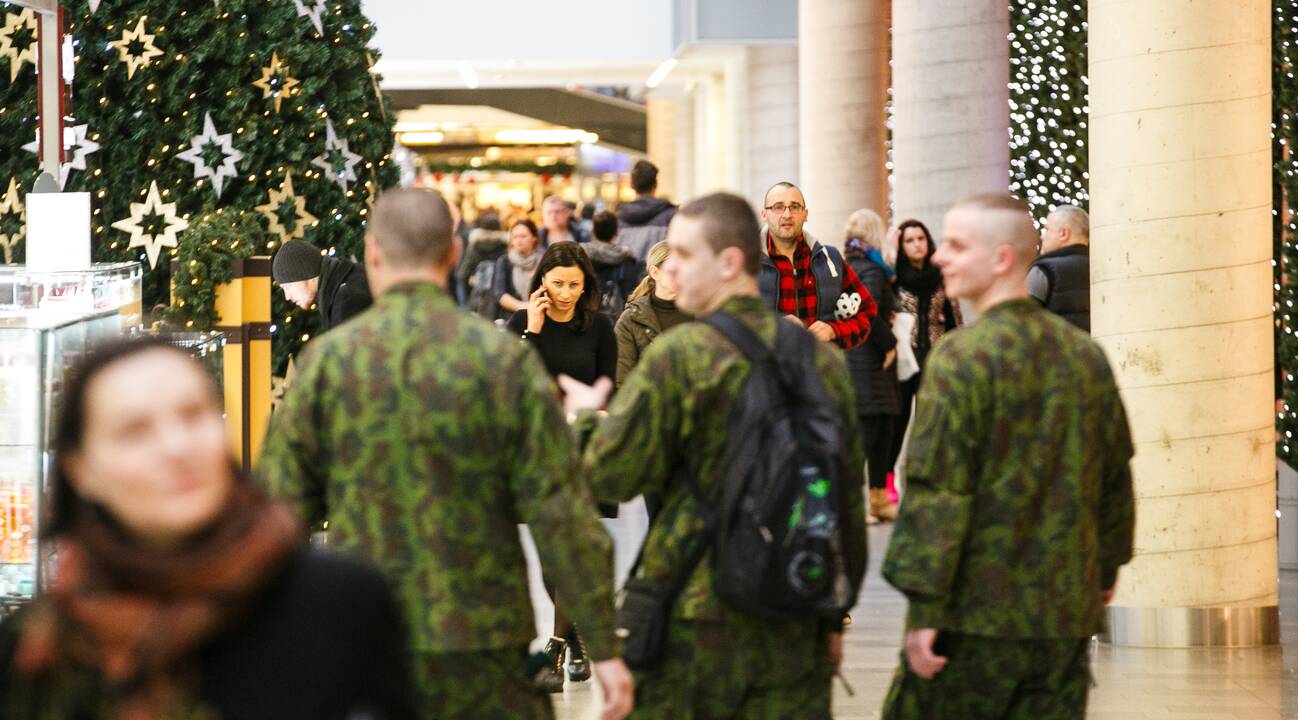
(766, 234), (876, 350)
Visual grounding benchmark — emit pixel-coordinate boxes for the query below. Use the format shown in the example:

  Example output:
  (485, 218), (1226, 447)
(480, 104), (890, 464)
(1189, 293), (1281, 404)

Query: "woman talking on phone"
(504, 240), (615, 692)
(507, 241), (617, 389)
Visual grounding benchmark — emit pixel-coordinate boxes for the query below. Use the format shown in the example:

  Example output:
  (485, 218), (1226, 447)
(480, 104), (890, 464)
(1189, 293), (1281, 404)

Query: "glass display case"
(0, 263), (142, 618)
(162, 331), (226, 397)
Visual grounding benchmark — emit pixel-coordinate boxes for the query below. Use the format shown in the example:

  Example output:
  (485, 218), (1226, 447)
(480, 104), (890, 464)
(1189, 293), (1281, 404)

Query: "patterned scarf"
(14, 481), (303, 720)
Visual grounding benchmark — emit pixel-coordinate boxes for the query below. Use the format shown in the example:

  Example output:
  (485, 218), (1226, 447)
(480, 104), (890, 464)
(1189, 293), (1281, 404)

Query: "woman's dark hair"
(529, 242), (601, 332)
(896, 218), (936, 265)
(475, 211), (501, 231)
(45, 335), (222, 538)
(510, 218), (539, 244)
(591, 211), (618, 243)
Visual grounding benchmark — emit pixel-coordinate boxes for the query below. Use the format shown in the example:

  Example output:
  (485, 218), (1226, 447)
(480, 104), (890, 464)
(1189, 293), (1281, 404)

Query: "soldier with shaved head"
(881, 193), (1135, 720)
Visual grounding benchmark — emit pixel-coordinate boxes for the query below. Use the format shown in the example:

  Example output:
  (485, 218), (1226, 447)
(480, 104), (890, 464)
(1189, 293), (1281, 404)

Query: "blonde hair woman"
(614, 241), (692, 387)
(842, 209), (902, 523)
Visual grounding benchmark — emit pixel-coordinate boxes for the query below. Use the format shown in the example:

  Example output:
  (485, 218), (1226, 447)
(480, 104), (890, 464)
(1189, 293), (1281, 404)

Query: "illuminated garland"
(1274, 0), (1298, 462)
(1008, 0), (1090, 221)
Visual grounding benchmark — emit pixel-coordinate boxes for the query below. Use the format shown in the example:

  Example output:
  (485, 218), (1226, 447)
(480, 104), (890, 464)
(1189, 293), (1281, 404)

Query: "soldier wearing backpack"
(560, 192), (869, 719)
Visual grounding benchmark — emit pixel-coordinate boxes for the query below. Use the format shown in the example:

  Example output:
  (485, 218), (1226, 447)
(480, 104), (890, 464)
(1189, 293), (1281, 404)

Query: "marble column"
(891, 0), (1009, 238)
(797, 0), (890, 243)
(746, 44), (800, 208)
(673, 89), (696, 204)
(1090, 0), (1278, 645)
(645, 97), (679, 202)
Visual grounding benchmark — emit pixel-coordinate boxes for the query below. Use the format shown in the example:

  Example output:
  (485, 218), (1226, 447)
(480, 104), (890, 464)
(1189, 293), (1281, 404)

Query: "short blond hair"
(952, 192), (1039, 266)
(844, 209), (886, 251)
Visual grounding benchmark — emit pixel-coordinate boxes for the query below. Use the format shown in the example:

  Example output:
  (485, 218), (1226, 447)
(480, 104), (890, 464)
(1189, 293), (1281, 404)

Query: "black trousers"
(889, 373), (922, 470)
(860, 414), (897, 490)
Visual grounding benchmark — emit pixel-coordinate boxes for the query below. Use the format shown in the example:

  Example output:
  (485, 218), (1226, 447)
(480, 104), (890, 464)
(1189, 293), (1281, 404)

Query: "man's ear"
(994, 243), (1017, 276)
(719, 246), (745, 281)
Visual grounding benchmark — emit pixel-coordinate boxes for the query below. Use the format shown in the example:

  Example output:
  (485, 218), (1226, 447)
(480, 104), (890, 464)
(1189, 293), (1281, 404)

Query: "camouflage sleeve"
(1099, 370), (1136, 590)
(819, 347), (870, 627)
(882, 342), (977, 629)
(502, 347), (618, 661)
(583, 336), (682, 503)
(256, 345), (328, 530)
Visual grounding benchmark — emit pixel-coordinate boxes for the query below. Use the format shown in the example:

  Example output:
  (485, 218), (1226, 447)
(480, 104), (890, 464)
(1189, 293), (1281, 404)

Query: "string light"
(1008, 0), (1089, 221)
(1275, 1), (1297, 464)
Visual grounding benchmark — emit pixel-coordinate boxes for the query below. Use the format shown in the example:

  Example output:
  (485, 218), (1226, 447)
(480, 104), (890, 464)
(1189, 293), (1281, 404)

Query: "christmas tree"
(0, 0), (398, 371)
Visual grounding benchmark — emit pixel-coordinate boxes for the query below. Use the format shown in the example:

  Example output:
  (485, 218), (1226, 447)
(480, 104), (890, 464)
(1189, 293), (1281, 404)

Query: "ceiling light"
(399, 131), (445, 146)
(393, 122), (444, 133)
(494, 129), (599, 145)
(646, 58), (678, 89)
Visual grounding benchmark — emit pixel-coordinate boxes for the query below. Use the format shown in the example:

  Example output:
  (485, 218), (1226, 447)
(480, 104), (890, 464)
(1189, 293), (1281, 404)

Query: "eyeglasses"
(765, 203), (805, 214)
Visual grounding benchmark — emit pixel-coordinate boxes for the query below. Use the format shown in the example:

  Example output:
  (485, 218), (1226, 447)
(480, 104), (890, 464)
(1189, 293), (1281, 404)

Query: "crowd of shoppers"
(7, 160), (1132, 720)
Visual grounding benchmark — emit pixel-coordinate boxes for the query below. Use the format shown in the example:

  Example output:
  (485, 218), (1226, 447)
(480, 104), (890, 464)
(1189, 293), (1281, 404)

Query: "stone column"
(645, 97), (679, 202)
(747, 44), (800, 208)
(797, 0), (890, 243)
(673, 89), (696, 204)
(1090, 0), (1278, 645)
(891, 0), (1009, 237)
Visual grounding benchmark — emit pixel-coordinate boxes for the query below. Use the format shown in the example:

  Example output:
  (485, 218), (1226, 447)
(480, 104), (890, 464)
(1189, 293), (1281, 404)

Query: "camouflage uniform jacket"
(883, 298), (1135, 638)
(258, 282), (618, 660)
(583, 294), (869, 622)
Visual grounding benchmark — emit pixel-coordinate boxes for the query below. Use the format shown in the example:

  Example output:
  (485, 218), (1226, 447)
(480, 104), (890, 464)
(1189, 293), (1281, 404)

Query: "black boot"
(566, 630), (591, 682)
(533, 636), (567, 693)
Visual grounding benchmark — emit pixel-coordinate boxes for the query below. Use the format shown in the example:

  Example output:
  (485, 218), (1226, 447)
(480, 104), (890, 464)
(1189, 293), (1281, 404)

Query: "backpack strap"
(701, 311), (773, 367)
(623, 311), (769, 592)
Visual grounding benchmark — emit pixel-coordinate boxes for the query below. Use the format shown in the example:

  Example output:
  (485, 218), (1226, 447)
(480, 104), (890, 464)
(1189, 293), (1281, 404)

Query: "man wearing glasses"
(759, 182), (878, 349)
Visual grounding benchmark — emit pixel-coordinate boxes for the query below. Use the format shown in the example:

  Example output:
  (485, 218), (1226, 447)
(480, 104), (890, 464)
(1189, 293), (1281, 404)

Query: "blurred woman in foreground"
(0, 337), (416, 720)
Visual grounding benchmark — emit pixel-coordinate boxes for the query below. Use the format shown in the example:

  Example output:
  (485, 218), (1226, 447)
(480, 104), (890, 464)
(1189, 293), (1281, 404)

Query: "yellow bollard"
(214, 257), (272, 475)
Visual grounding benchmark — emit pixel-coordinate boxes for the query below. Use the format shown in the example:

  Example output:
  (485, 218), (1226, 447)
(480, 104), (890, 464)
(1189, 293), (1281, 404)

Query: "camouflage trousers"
(882, 633), (1091, 720)
(631, 614), (836, 720)
(413, 647), (554, 720)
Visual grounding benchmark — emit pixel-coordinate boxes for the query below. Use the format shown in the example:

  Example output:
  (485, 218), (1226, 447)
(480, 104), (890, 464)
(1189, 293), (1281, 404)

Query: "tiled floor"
(525, 502), (1298, 719)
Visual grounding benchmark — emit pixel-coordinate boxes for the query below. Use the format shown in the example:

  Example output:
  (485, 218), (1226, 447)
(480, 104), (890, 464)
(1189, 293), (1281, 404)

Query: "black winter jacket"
(318, 255), (372, 332)
(844, 247), (899, 416)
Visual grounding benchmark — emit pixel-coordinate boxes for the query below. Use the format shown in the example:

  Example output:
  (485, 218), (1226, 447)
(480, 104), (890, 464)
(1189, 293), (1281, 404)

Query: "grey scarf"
(509, 248), (541, 300)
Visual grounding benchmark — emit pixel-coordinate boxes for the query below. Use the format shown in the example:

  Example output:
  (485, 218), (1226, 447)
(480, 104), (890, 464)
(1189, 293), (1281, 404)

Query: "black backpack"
(695, 312), (856, 621)
(616, 311), (856, 669)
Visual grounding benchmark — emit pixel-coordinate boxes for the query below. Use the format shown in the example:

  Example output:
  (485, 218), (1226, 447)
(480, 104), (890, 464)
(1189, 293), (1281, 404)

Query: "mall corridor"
(1, 0), (1296, 717)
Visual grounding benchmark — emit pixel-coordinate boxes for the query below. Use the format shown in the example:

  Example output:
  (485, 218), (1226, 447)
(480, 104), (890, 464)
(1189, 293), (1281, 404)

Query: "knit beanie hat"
(272, 240), (323, 283)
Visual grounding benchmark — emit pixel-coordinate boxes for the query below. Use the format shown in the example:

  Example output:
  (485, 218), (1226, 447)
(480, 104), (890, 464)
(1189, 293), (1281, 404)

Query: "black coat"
(0, 548), (419, 720)
(318, 255), (372, 332)
(844, 248), (899, 416)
